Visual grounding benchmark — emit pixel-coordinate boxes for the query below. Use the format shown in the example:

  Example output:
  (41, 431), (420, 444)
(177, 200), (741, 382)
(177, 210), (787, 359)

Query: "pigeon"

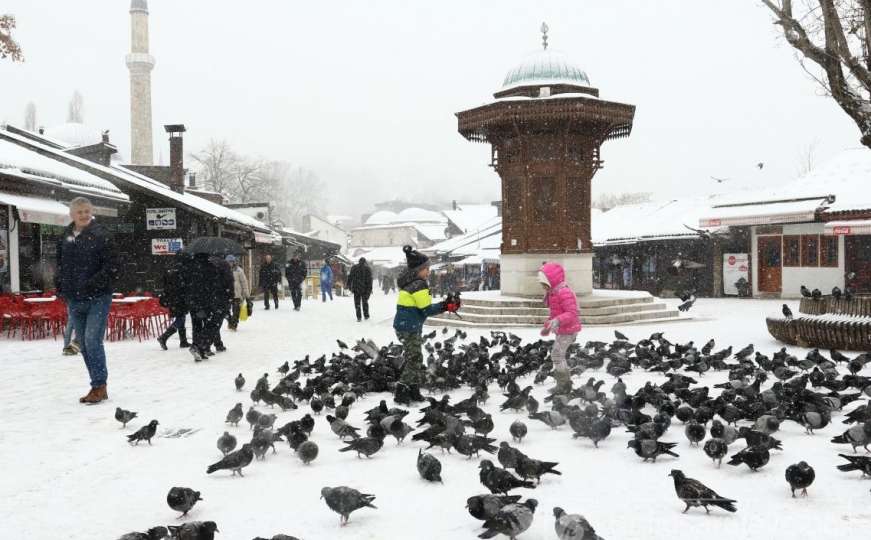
(498, 442), (526, 469)
(678, 295), (696, 312)
(466, 494), (522, 521)
(800, 285), (812, 298)
(785, 462), (815, 497)
(117, 526), (169, 540)
(327, 415), (361, 440)
(127, 420), (159, 446)
(235, 373), (245, 391)
(782, 304), (792, 320)
(669, 470), (736, 513)
(251, 536), (300, 540)
(509, 421), (528, 443)
(338, 437), (383, 459)
(811, 288), (822, 300)
(529, 410), (566, 429)
(166, 487), (202, 517)
(257, 413), (277, 430)
(515, 455), (562, 484)
(115, 407), (138, 428)
(453, 434), (498, 459)
(320, 486), (376, 526)
(703, 438), (728, 467)
(836, 454), (871, 477)
(336, 339), (348, 350)
(246, 407), (261, 430)
(627, 439), (679, 462)
(727, 445), (770, 471)
(225, 403), (243, 426)
(684, 422), (706, 446)
(310, 396), (324, 415)
(614, 330), (629, 341)
(295, 440), (318, 465)
(217, 432), (237, 456)
(478, 499), (537, 540)
(206, 443), (254, 476)
(831, 423), (871, 452)
(417, 449), (443, 483)
(479, 459), (535, 494)
(166, 521), (219, 540)
(553, 507), (603, 540)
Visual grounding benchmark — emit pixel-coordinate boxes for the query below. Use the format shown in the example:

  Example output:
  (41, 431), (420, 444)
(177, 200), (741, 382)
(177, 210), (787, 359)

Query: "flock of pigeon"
(113, 324), (871, 539)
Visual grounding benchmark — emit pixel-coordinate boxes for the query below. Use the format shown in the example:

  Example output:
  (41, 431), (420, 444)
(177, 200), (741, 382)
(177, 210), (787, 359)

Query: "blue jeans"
(321, 284), (333, 302)
(68, 293), (112, 388)
(63, 308), (76, 348)
(171, 312), (186, 330)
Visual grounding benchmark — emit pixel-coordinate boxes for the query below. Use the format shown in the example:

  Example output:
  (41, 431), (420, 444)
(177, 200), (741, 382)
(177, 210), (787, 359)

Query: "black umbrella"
(185, 236), (243, 257)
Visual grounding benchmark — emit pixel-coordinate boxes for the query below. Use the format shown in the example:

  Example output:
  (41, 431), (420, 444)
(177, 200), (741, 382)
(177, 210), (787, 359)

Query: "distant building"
(301, 214), (349, 251)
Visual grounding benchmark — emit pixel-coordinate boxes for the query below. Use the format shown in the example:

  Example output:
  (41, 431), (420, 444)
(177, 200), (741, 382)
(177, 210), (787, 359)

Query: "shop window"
(641, 255), (657, 278)
(783, 235), (800, 267)
(801, 234), (819, 267)
(820, 235), (838, 267)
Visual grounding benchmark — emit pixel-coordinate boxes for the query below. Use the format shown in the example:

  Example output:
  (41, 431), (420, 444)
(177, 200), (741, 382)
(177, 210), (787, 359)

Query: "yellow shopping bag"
(239, 300), (249, 322)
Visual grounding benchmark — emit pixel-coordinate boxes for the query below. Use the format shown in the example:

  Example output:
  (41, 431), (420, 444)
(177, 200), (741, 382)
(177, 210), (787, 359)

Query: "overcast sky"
(0, 1), (860, 218)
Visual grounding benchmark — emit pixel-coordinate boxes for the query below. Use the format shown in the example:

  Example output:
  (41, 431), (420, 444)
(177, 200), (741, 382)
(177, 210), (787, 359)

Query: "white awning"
(0, 192), (70, 226)
(824, 220), (871, 236)
(254, 230), (283, 245)
(699, 199), (823, 228)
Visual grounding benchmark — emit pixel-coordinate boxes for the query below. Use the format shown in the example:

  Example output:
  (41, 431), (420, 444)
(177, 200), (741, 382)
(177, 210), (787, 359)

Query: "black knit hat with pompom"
(403, 245), (430, 272)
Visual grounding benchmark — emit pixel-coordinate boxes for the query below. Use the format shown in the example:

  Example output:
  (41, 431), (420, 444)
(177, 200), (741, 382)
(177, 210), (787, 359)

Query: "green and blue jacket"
(393, 269), (445, 334)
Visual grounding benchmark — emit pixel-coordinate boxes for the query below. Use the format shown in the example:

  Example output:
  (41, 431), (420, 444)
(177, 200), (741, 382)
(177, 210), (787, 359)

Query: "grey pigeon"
(529, 410), (565, 429)
(320, 486), (376, 525)
(217, 432), (237, 456)
(509, 421), (527, 443)
(251, 536), (300, 540)
(381, 416), (414, 444)
(327, 415), (361, 440)
(127, 420), (159, 446)
(296, 440), (319, 465)
(703, 438), (728, 467)
(669, 470), (736, 513)
(417, 449), (443, 483)
(338, 436), (383, 458)
(235, 373), (245, 391)
(257, 413), (277, 430)
(831, 423), (871, 452)
(115, 407), (138, 428)
(167, 521), (219, 540)
(514, 454), (561, 484)
(466, 494), (521, 521)
(166, 487), (202, 517)
(117, 526), (169, 540)
(553, 507), (603, 540)
(478, 498), (537, 539)
(206, 443), (254, 476)
(246, 407), (261, 430)
(626, 439), (679, 462)
(225, 403), (243, 426)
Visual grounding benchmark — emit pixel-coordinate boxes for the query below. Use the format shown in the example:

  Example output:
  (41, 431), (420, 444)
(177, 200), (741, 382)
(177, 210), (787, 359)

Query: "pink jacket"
(541, 262), (582, 335)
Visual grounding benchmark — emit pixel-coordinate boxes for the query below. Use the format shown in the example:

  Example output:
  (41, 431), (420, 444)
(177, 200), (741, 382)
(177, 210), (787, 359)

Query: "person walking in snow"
(258, 253), (281, 310)
(320, 259), (334, 302)
(538, 262), (582, 394)
(157, 251), (191, 350)
(392, 245), (459, 405)
(347, 257), (373, 321)
(226, 255), (250, 331)
(284, 251), (307, 311)
(381, 274), (391, 295)
(185, 253), (227, 361)
(55, 197), (118, 404)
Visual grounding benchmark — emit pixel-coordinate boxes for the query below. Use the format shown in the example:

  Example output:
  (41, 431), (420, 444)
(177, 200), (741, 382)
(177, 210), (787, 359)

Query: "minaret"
(126, 0), (155, 165)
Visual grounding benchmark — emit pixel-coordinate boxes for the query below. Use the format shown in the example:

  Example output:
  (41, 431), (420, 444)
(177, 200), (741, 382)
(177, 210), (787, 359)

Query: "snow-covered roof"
(364, 210), (398, 226)
(593, 198), (719, 246)
(396, 207), (445, 223)
(443, 204), (498, 233)
(0, 130), (271, 232)
(41, 122), (105, 149)
(429, 216), (502, 254)
(349, 245), (408, 269)
(0, 136), (128, 202)
(352, 221), (419, 232)
(699, 199), (827, 228)
(824, 219), (871, 235)
(414, 223), (448, 243)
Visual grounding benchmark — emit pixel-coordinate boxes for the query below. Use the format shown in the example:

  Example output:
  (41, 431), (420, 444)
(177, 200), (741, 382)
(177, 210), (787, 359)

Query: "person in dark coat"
(258, 254), (281, 310)
(185, 253), (226, 361)
(55, 197), (119, 404)
(284, 251), (307, 311)
(347, 257), (373, 322)
(157, 251), (191, 350)
(210, 255), (234, 352)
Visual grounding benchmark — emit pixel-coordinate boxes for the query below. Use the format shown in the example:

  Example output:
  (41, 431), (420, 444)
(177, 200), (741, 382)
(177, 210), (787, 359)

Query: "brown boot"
(81, 385), (108, 404)
(79, 388), (96, 403)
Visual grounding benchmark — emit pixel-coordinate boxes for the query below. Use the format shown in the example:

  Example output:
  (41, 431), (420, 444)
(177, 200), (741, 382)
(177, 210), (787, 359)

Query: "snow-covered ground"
(2, 294), (868, 539)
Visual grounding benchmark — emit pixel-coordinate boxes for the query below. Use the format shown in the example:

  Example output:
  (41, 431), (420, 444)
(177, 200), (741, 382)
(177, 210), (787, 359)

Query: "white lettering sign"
(151, 238), (184, 256)
(146, 208), (177, 230)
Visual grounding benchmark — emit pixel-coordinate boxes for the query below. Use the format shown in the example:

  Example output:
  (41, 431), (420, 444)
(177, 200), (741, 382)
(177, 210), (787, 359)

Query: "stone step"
(462, 294), (654, 310)
(458, 301), (667, 318)
(426, 310), (684, 328)
(427, 304), (679, 327)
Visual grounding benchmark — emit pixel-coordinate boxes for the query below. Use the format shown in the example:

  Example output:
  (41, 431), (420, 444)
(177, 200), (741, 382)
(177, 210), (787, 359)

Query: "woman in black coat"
(157, 252), (191, 350)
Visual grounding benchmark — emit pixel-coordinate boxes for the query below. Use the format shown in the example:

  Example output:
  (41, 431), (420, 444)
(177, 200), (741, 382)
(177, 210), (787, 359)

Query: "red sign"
(832, 226), (851, 235)
(728, 255), (736, 265)
(702, 219), (722, 227)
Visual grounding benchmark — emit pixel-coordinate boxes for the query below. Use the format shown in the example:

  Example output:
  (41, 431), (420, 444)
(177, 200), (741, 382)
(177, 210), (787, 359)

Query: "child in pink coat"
(538, 262), (582, 391)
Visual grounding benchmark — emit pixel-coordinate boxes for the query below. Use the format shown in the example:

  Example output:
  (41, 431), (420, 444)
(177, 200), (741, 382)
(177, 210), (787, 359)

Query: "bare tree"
(593, 191), (652, 211)
(762, 1), (871, 148)
(23, 101), (36, 131)
(795, 138), (819, 175)
(67, 90), (84, 123)
(190, 139), (239, 197)
(261, 161), (326, 229)
(0, 14), (23, 62)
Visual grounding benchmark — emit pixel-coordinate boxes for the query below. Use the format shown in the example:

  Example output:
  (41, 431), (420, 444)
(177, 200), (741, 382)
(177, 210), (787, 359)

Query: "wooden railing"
(767, 294), (871, 351)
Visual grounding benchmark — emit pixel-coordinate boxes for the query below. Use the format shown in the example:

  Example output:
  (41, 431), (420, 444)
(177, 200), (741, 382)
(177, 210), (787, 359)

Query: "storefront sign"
(146, 208), (177, 230)
(151, 238), (183, 255)
(832, 226), (851, 235)
(723, 253), (749, 295)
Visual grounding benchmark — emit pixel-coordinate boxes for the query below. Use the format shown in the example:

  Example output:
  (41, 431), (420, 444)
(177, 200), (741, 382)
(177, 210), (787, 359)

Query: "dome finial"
(540, 22), (549, 50)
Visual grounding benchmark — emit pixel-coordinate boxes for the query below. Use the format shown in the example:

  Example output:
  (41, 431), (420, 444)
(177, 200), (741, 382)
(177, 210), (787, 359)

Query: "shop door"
(846, 235), (871, 293)
(757, 236), (782, 293)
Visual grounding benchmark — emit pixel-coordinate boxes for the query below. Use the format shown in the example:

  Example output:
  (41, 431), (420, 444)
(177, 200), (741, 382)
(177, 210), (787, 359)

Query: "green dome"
(502, 49), (590, 90)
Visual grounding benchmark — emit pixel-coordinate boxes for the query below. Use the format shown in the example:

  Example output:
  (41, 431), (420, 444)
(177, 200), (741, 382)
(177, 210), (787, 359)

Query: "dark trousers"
(353, 292), (370, 320)
(207, 311), (225, 348)
(192, 312), (208, 353)
(228, 299), (241, 329)
(289, 286), (302, 309)
(263, 285), (279, 309)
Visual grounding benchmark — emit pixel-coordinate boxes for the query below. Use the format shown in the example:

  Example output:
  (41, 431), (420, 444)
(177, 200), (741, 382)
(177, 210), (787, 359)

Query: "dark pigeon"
(478, 499), (537, 539)
(235, 373), (245, 391)
(669, 469), (736, 513)
(296, 440), (319, 465)
(627, 439), (679, 462)
(117, 526), (169, 540)
(338, 437), (383, 459)
(167, 521), (219, 540)
(320, 486), (376, 526)
(509, 421), (528, 443)
(466, 494), (521, 521)
(479, 459), (535, 494)
(206, 443), (254, 476)
(785, 462), (815, 497)
(127, 420), (159, 446)
(703, 438), (728, 467)
(836, 454), (871, 478)
(166, 487), (202, 517)
(225, 403), (243, 426)
(217, 432), (237, 456)
(417, 449), (443, 483)
(727, 445), (770, 471)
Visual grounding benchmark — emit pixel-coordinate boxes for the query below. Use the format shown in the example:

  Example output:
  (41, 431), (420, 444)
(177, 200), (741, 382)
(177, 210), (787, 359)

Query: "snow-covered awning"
(699, 199), (826, 228)
(824, 219), (871, 236)
(0, 191), (70, 226)
(254, 230), (283, 245)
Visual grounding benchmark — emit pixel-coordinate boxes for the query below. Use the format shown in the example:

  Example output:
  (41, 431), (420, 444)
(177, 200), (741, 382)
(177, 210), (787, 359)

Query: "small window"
(820, 235), (838, 267)
(801, 234), (819, 267)
(783, 235), (800, 267)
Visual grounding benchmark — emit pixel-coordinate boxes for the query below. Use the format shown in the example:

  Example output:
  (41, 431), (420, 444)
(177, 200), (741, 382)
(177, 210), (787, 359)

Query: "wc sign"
(146, 208), (177, 230)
